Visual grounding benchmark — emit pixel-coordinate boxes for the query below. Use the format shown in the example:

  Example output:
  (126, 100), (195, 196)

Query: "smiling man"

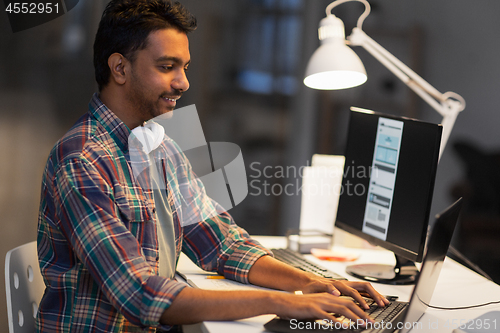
(101, 28), (190, 128)
(36, 1), (387, 332)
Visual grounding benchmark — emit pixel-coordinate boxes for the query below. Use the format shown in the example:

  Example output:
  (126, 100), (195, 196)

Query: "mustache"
(161, 89), (183, 99)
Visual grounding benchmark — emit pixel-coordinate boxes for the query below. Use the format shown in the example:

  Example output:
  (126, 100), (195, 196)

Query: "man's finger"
(352, 282), (389, 307)
(326, 283), (341, 296)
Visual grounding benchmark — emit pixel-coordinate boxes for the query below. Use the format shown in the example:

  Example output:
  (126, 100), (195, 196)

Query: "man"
(36, 0), (388, 332)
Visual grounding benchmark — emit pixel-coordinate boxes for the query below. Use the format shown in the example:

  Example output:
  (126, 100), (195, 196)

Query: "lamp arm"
(351, 28), (445, 103)
(439, 111), (459, 159)
(348, 27), (465, 159)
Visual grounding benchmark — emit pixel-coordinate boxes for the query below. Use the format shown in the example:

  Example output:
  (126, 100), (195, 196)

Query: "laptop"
(264, 197), (463, 333)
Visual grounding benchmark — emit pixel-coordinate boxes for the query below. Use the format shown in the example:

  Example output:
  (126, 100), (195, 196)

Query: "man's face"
(126, 28), (191, 122)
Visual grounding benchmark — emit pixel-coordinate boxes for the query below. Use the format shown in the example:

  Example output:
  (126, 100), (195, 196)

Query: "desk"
(179, 235), (500, 333)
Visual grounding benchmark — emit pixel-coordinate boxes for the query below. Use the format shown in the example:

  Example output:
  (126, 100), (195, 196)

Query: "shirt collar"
(88, 93), (131, 152)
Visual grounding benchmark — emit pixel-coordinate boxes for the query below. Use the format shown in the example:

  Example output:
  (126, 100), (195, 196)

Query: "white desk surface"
(179, 235), (500, 333)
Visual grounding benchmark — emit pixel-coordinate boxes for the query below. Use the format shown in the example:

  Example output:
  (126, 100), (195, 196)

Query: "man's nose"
(172, 70), (189, 92)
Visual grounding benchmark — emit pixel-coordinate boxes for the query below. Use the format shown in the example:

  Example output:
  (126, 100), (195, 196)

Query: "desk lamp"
(304, 0), (465, 158)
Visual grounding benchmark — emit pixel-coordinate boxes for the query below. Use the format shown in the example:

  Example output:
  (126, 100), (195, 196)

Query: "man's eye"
(161, 65), (173, 70)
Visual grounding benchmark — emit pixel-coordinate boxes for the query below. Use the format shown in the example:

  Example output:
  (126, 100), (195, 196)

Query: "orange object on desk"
(310, 248), (359, 262)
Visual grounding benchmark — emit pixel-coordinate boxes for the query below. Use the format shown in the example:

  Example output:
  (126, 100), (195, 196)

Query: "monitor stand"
(345, 254), (419, 285)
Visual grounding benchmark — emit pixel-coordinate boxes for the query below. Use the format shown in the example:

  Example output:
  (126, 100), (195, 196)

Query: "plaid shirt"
(36, 94), (271, 332)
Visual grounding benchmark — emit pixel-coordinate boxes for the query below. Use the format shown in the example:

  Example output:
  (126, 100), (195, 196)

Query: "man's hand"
(298, 275), (389, 309)
(248, 255), (389, 309)
(270, 291), (376, 326)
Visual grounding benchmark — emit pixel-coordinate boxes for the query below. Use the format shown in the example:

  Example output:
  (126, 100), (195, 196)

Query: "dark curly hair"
(93, 0), (197, 91)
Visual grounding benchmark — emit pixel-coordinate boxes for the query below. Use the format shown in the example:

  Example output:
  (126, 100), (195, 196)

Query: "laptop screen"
(401, 198), (462, 333)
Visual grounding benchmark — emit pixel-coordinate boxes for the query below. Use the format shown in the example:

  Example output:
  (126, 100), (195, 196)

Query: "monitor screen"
(335, 108), (442, 284)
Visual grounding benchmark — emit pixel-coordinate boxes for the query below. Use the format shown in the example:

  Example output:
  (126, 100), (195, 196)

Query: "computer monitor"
(335, 108), (442, 285)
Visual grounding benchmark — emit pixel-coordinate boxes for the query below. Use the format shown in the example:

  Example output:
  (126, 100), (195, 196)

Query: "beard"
(127, 70), (182, 122)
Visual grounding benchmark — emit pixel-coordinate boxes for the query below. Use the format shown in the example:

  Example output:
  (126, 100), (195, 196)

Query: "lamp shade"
(304, 41), (367, 90)
(304, 15), (367, 90)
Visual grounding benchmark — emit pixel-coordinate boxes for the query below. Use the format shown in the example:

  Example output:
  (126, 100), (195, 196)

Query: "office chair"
(5, 241), (45, 333)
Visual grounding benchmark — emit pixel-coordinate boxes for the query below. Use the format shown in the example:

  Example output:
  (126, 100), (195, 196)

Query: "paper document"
(299, 155), (345, 234)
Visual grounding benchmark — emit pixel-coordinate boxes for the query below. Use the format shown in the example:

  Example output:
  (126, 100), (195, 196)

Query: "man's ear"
(108, 53), (128, 85)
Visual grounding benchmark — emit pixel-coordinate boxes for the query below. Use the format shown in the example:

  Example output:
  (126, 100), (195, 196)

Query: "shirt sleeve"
(53, 156), (186, 328)
(170, 145), (273, 284)
(182, 212), (273, 284)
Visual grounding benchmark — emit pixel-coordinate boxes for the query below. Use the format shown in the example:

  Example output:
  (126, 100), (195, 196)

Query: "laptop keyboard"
(271, 248), (347, 280)
(270, 249), (407, 332)
(366, 299), (406, 322)
(335, 298), (407, 333)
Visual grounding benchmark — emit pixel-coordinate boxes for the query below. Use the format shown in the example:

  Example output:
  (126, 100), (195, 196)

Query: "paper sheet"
(298, 155), (345, 234)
